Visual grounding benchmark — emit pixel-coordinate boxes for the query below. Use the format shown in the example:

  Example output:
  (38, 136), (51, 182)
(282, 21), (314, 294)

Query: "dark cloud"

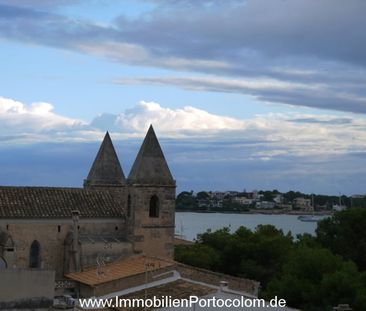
(256, 89), (366, 114)
(0, 4), (116, 47)
(287, 117), (353, 125)
(1, 1), (366, 113)
(1, 140), (365, 195)
(116, 76), (366, 114)
(114, 0), (366, 66)
(0, 3), (46, 18)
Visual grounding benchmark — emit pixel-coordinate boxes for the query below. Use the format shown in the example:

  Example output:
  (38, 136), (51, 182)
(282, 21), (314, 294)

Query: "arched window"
(0, 257), (7, 269)
(29, 240), (41, 268)
(149, 195), (159, 218)
(127, 194), (131, 217)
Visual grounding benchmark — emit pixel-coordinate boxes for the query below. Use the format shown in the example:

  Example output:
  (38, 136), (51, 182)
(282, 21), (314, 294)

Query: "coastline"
(175, 209), (334, 216)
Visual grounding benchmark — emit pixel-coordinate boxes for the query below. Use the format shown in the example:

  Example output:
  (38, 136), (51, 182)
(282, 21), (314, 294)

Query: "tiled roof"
(0, 186), (125, 219)
(66, 256), (175, 286)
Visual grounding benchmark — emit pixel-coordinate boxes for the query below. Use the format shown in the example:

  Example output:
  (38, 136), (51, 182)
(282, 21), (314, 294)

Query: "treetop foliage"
(175, 208), (366, 311)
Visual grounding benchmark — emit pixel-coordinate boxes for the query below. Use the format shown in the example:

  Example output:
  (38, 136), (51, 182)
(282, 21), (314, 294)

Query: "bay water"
(175, 212), (328, 241)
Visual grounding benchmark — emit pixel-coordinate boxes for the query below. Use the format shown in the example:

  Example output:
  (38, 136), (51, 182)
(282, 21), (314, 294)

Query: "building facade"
(0, 125), (176, 279)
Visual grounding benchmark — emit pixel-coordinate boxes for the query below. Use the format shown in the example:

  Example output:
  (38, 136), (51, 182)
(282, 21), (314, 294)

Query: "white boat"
(298, 195), (320, 222)
(297, 215), (320, 222)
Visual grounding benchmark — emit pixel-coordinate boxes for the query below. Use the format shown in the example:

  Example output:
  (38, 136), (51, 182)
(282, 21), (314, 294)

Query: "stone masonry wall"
(175, 262), (260, 296)
(129, 185), (175, 259)
(0, 219), (125, 279)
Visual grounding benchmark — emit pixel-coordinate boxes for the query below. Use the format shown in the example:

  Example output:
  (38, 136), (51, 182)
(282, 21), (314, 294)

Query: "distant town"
(176, 190), (366, 214)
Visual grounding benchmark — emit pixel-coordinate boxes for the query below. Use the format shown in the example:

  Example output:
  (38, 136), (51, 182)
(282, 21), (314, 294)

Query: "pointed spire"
(128, 125), (175, 185)
(84, 132), (126, 187)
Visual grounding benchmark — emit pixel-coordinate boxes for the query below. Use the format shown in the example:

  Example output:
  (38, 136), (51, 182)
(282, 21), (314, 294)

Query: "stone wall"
(0, 182), (176, 280)
(79, 241), (133, 269)
(0, 268), (55, 309)
(0, 218), (125, 278)
(175, 263), (260, 296)
(129, 185), (175, 259)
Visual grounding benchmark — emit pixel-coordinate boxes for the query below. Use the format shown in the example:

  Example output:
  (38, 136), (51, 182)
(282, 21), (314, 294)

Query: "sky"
(0, 0), (366, 195)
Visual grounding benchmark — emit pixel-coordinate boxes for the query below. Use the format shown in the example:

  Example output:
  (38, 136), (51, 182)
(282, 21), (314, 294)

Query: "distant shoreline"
(175, 209), (334, 216)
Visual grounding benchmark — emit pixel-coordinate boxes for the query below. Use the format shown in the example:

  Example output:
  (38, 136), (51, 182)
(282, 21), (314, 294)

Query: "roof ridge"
(0, 185), (84, 190)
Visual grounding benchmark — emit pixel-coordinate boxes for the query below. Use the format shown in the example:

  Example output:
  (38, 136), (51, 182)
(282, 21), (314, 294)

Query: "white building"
(256, 201), (275, 209)
(333, 204), (347, 212)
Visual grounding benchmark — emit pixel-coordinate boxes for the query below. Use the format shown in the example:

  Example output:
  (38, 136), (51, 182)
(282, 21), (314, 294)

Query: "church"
(0, 125), (176, 279)
(0, 126), (262, 310)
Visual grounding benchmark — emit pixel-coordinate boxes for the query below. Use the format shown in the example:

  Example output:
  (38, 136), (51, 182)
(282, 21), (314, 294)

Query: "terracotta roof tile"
(0, 186), (125, 219)
(66, 256), (175, 286)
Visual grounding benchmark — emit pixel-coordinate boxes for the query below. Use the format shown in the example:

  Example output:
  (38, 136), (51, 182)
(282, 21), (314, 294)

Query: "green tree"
(176, 191), (197, 210)
(175, 244), (220, 270)
(196, 191), (209, 200)
(174, 213), (366, 311)
(196, 225), (293, 286)
(316, 208), (366, 270)
(264, 246), (366, 311)
(283, 190), (304, 204)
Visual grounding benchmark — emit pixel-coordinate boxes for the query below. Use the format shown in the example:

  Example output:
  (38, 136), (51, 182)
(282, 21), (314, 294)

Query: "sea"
(175, 212), (329, 241)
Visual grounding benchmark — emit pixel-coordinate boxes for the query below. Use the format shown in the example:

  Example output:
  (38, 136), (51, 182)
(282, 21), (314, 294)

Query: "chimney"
(219, 281), (229, 292)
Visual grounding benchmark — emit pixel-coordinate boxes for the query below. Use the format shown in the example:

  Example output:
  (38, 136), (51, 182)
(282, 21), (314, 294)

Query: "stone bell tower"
(84, 131), (126, 189)
(127, 125), (176, 259)
(83, 131), (128, 219)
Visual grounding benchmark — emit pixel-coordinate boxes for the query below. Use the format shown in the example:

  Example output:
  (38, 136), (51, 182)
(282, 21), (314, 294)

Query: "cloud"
(286, 116), (353, 125)
(0, 97), (87, 142)
(4, 96), (366, 162)
(116, 75), (366, 114)
(1, 96), (366, 194)
(1, 137), (365, 195)
(119, 0), (366, 66)
(1, 1), (366, 113)
(77, 42), (232, 73)
(115, 101), (246, 135)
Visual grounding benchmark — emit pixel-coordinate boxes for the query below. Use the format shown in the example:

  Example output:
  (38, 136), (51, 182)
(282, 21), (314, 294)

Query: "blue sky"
(1, 0), (366, 195)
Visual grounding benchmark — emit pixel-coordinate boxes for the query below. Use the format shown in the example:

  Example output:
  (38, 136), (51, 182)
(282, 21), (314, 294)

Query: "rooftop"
(66, 256), (175, 286)
(0, 186), (125, 219)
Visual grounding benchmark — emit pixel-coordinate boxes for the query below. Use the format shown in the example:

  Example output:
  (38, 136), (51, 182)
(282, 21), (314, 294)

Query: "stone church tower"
(83, 131), (129, 227)
(0, 125), (176, 280)
(128, 125), (176, 258)
(84, 126), (175, 258)
(83, 125), (176, 259)
(84, 131), (127, 189)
